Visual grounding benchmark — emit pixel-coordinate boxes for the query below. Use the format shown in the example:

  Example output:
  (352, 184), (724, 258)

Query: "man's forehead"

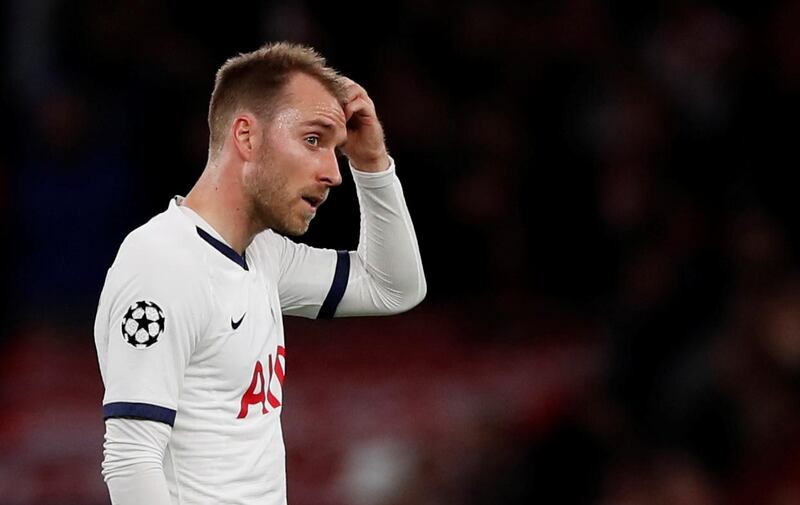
(282, 73), (346, 125)
(304, 104), (345, 126)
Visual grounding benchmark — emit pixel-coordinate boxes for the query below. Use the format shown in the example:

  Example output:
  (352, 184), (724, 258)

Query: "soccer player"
(94, 42), (426, 504)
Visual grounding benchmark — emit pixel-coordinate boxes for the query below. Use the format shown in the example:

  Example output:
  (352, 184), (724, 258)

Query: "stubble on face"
(241, 74), (344, 237)
(243, 143), (313, 237)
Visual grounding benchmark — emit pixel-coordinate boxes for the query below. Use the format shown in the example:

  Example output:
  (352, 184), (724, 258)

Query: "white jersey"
(95, 162), (426, 504)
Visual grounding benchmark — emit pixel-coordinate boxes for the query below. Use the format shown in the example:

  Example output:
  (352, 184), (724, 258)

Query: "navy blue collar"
(195, 227), (249, 271)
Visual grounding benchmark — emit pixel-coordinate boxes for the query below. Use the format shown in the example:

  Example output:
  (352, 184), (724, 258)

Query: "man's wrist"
(348, 152), (390, 173)
(349, 156), (396, 188)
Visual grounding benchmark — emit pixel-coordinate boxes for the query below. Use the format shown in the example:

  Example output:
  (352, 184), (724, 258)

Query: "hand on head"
(338, 77), (390, 173)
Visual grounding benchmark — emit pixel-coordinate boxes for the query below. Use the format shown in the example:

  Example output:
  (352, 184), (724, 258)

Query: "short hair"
(207, 42), (345, 155)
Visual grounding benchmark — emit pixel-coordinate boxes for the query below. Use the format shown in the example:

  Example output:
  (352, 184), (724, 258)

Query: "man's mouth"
(301, 194), (326, 209)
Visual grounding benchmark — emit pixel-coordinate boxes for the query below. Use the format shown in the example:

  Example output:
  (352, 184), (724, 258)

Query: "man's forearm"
(335, 159), (426, 316)
(103, 418), (173, 505)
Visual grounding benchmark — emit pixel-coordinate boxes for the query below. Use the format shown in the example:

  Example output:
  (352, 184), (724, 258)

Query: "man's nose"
(319, 149), (342, 187)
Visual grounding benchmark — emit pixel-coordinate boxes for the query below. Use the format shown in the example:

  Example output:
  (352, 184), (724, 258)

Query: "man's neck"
(183, 162), (258, 255)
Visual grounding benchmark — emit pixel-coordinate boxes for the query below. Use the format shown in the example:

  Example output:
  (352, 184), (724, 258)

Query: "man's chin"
(274, 219), (311, 237)
(282, 227), (308, 237)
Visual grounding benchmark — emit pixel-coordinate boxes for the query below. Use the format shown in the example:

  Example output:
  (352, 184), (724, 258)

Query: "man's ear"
(231, 113), (261, 161)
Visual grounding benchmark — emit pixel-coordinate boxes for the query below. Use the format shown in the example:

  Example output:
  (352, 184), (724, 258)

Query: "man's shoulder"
(251, 227), (281, 245)
(250, 228), (289, 258)
(112, 206), (203, 279)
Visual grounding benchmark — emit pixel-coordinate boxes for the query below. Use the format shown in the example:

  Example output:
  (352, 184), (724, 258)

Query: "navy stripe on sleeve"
(318, 251), (350, 319)
(103, 402), (177, 427)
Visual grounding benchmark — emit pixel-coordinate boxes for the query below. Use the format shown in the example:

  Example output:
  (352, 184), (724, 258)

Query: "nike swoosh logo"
(231, 313), (246, 330)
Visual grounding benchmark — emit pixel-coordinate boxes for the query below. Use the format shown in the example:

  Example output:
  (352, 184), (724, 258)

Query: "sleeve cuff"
(104, 402), (177, 427)
(349, 156), (397, 189)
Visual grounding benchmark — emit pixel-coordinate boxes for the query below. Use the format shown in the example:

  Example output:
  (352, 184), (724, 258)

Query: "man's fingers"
(341, 77), (365, 96)
(344, 96), (375, 126)
(337, 77), (388, 171)
(341, 78), (373, 107)
(345, 85), (366, 102)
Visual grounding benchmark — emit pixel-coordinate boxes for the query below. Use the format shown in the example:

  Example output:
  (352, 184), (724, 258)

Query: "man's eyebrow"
(302, 118), (347, 148)
(300, 119), (336, 129)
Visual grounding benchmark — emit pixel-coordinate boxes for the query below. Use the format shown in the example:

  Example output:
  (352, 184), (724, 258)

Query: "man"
(94, 42), (426, 504)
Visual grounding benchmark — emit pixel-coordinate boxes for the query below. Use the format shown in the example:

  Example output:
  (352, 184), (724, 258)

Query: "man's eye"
(305, 136), (319, 146)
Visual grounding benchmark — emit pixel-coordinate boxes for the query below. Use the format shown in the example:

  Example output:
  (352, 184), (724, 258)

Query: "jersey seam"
(166, 446), (183, 504)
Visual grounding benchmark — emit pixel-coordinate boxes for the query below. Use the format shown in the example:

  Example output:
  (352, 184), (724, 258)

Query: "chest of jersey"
(181, 265), (286, 421)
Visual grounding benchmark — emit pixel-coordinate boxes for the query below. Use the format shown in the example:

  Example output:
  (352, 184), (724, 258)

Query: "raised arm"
(275, 78), (426, 317)
(335, 159), (426, 315)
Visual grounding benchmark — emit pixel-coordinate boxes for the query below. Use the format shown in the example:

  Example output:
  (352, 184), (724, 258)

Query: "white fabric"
(95, 160), (425, 504)
(338, 163), (427, 315)
(103, 418), (172, 505)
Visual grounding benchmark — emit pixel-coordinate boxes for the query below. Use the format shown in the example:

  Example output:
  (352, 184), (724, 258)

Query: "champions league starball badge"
(121, 300), (165, 348)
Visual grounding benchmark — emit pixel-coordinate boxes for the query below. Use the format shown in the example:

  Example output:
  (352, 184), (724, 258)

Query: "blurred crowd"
(2, 0), (800, 504)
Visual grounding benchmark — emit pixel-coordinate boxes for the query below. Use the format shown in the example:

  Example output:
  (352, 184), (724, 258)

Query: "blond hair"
(207, 42), (345, 155)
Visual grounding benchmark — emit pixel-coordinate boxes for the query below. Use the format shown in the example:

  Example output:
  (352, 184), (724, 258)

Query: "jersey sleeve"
(334, 159), (426, 316)
(102, 418), (173, 504)
(264, 157), (426, 319)
(94, 245), (209, 427)
(262, 232), (340, 318)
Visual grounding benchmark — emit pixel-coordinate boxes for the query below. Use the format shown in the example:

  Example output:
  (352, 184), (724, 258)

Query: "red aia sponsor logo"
(237, 345), (286, 419)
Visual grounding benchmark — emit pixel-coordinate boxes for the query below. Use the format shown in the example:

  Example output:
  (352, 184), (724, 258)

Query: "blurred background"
(2, 0), (800, 503)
